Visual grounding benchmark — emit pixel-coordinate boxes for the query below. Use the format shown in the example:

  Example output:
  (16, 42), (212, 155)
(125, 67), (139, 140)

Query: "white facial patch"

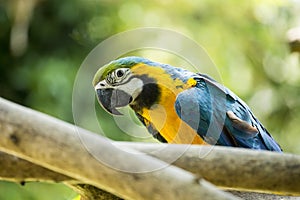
(94, 79), (111, 90)
(116, 78), (143, 100)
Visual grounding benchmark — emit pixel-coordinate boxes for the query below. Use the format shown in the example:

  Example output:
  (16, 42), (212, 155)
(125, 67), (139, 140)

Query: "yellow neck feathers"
(131, 64), (206, 144)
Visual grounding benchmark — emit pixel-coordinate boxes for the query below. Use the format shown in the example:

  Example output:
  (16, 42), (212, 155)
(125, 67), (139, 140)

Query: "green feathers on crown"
(92, 56), (155, 86)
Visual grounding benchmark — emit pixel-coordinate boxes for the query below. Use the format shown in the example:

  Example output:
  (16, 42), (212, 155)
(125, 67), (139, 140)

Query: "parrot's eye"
(116, 69), (125, 78)
(106, 68), (130, 85)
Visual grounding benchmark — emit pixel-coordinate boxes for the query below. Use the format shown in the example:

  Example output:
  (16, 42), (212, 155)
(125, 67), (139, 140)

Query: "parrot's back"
(174, 72), (282, 152)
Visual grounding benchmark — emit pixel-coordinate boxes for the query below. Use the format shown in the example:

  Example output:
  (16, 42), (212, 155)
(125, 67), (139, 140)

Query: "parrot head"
(92, 57), (162, 115)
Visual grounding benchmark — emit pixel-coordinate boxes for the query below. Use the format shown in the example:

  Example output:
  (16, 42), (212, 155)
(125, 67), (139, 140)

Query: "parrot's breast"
(131, 64), (206, 144)
(140, 96), (206, 144)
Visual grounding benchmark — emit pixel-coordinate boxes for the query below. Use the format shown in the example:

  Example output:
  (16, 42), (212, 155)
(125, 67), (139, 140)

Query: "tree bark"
(2, 147), (300, 199)
(0, 151), (72, 183)
(0, 97), (237, 200)
(1, 97), (300, 199)
(119, 142), (300, 196)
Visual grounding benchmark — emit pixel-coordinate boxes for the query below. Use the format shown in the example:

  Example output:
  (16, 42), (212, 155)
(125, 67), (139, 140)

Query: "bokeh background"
(0, 0), (300, 199)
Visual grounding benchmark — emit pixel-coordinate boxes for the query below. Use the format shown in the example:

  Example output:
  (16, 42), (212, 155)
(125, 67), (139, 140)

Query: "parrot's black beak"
(96, 88), (133, 115)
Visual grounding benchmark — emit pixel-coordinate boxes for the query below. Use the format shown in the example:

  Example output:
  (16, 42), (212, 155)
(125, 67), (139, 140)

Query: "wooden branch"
(0, 150), (122, 199)
(2, 149), (299, 200)
(0, 97), (299, 199)
(0, 97), (237, 200)
(0, 151), (72, 183)
(119, 142), (300, 196)
(228, 191), (299, 200)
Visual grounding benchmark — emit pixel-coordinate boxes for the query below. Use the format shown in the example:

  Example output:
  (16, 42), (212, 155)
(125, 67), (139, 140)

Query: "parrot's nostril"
(100, 83), (105, 87)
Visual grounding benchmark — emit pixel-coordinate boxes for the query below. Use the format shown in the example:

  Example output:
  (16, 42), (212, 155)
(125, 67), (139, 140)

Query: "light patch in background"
(284, 53), (300, 85)
(249, 88), (279, 119)
(263, 53), (288, 83)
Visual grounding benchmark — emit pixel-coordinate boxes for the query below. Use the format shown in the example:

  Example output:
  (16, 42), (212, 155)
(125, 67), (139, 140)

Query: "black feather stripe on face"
(130, 75), (160, 112)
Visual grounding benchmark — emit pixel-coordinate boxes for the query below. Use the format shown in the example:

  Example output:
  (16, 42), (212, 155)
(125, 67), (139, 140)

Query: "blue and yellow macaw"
(93, 56), (282, 152)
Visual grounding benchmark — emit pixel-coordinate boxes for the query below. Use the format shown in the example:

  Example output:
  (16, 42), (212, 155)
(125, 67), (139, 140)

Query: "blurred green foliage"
(0, 181), (77, 200)
(0, 0), (300, 199)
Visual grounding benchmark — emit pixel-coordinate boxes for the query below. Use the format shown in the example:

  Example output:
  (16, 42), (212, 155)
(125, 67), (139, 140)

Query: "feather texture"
(175, 74), (282, 151)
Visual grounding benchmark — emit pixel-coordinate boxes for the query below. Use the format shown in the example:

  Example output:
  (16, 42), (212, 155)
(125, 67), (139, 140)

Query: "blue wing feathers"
(175, 75), (282, 152)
